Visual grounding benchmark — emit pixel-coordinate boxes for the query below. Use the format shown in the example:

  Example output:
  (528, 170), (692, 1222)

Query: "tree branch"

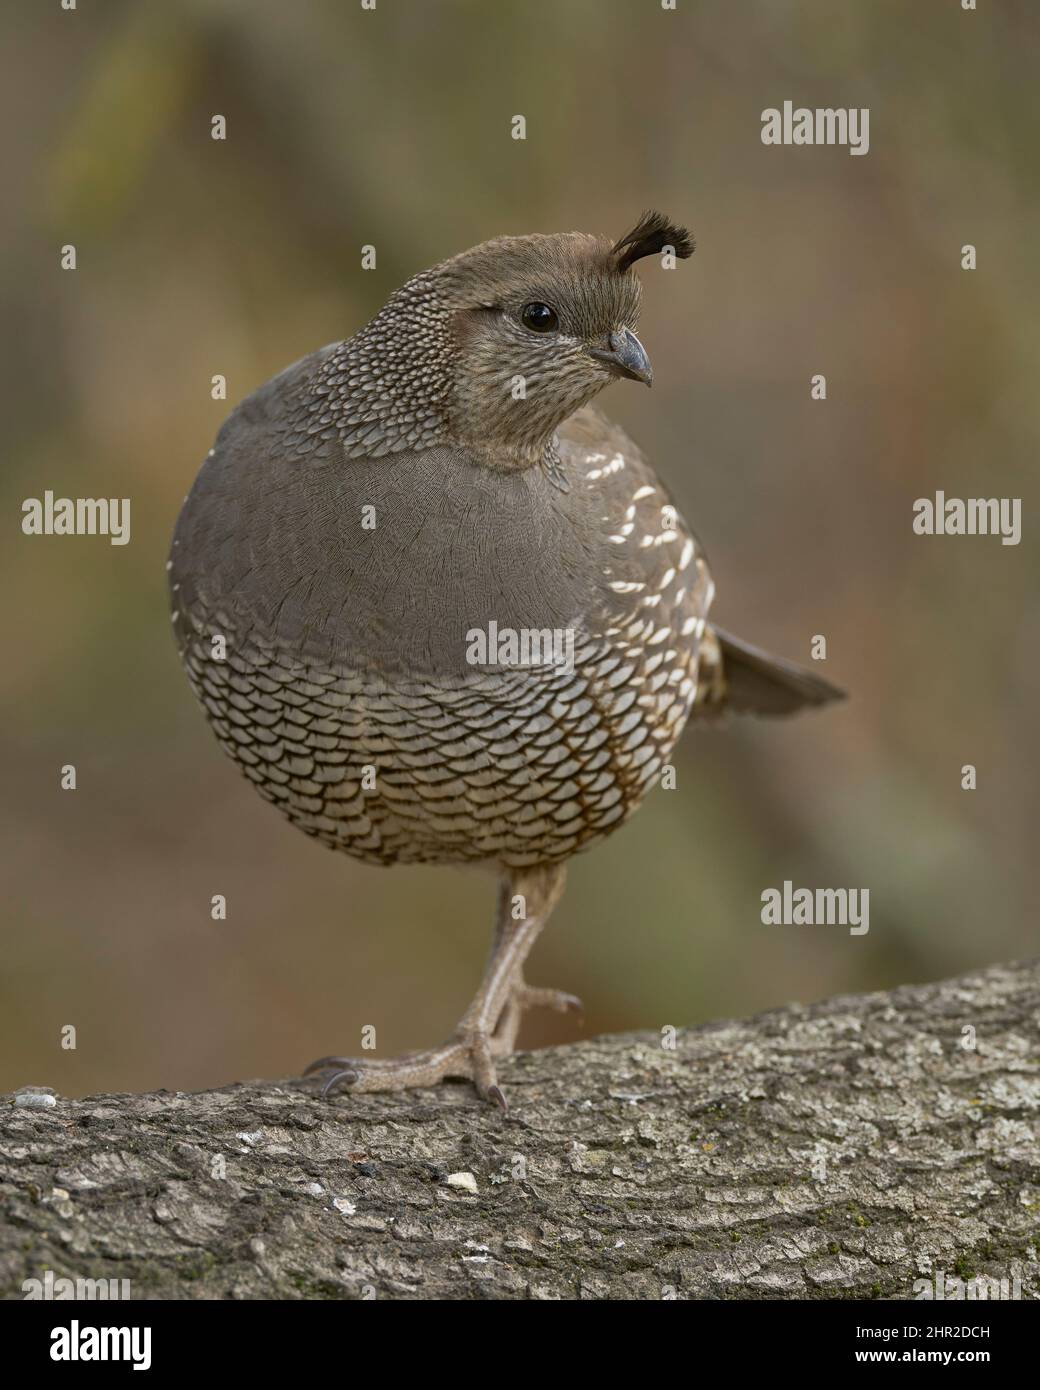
(2, 961), (1038, 1300)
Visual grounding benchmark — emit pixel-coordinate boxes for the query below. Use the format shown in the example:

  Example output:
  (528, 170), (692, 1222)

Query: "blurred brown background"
(2, 1), (1037, 1098)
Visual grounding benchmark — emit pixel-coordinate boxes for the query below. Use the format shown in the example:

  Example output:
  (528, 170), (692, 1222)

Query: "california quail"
(169, 211), (842, 1107)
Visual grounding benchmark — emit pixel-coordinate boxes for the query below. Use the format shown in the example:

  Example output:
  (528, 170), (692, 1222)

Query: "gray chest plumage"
(169, 359), (713, 866)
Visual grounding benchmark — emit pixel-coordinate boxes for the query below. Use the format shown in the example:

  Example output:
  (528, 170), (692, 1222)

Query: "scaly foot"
(306, 982), (580, 1109)
(306, 864), (569, 1109)
(304, 1028), (508, 1109)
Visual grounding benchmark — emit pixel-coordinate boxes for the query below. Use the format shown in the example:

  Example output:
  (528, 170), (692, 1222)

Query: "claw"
(486, 1084), (509, 1113)
(303, 1055), (357, 1077)
(562, 993), (584, 1022)
(321, 1067), (360, 1097)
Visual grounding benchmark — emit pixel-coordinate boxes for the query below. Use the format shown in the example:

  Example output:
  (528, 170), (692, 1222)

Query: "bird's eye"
(521, 302), (559, 333)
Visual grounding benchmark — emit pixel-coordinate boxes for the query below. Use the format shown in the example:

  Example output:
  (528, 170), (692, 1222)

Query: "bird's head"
(343, 212), (694, 465)
(439, 211), (693, 460)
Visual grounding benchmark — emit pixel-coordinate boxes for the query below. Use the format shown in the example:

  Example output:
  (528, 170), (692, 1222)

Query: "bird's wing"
(557, 407), (844, 721)
(556, 404), (716, 645)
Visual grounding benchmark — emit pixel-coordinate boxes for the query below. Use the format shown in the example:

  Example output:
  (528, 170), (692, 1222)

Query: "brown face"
(448, 253), (647, 458)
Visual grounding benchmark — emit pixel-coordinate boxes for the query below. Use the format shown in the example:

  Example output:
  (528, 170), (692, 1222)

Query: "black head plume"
(611, 210), (694, 274)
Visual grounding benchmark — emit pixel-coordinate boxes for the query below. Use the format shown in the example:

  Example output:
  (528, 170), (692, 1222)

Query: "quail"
(169, 211), (843, 1108)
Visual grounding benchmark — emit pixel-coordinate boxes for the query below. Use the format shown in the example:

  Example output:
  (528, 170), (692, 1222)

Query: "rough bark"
(2, 961), (1038, 1301)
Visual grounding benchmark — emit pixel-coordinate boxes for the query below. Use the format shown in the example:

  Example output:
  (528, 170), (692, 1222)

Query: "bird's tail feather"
(695, 625), (845, 718)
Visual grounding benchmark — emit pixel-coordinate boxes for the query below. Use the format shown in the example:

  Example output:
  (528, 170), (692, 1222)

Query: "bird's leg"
(480, 867), (583, 1058)
(305, 863), (568, 1108)
(489, 906), (583, 1056)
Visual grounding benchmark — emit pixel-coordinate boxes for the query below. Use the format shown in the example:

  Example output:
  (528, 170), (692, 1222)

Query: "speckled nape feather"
(290, 269), (457, 461)
(169, 213), (842, 1105)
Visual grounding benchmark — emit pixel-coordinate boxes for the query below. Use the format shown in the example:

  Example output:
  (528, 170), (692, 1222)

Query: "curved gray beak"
(589, 328), (653, 387)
